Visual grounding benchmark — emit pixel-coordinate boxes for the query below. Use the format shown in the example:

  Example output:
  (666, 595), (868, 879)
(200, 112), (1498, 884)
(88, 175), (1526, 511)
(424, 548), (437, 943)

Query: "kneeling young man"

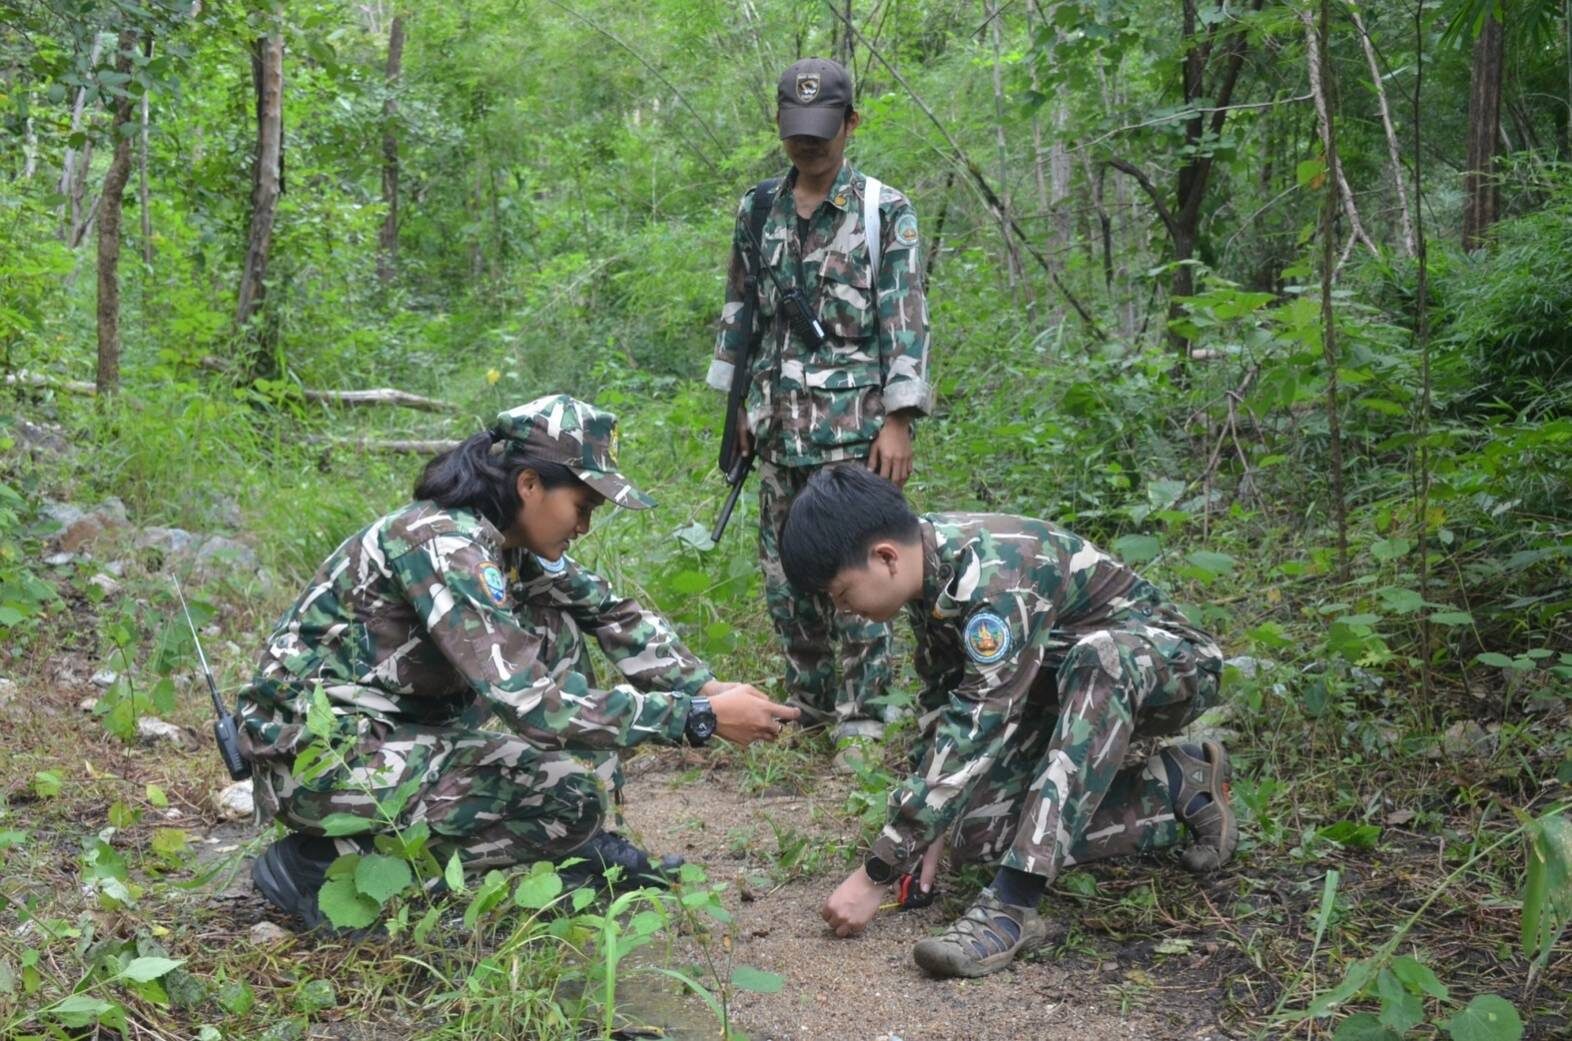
(780, 465), (1237, 977)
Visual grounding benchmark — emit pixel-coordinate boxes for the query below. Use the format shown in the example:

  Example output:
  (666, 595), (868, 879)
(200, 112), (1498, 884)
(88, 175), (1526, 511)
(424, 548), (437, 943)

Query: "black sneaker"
(556, 831), (683, 892)
(251, 831), (373, 935)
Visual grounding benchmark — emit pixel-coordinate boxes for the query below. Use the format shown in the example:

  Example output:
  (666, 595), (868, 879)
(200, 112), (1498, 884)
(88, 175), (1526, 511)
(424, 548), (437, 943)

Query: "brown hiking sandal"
(911, 889), (1049, 979)
(1162, 739), (1238, 872)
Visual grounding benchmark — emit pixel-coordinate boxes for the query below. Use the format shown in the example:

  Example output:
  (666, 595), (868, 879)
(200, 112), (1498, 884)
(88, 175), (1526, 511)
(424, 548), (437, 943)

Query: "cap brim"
(577, 469), (656, 510)
(778, 103), (844, 140)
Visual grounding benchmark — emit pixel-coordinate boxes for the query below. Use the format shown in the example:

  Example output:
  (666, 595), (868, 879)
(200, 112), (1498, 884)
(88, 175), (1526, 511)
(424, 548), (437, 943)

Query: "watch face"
(693, 716), (717, 739)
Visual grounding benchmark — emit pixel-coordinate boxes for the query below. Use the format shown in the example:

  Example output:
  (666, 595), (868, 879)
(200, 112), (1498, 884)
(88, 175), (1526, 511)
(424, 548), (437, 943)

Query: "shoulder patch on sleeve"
(964, 610), (1011, 665)
(477, 561), (509, 605)
(894, 212), (919, 246)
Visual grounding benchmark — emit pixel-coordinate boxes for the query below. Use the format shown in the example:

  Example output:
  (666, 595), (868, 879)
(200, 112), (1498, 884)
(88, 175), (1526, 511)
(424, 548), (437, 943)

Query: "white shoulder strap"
(863, 175), (883, 282)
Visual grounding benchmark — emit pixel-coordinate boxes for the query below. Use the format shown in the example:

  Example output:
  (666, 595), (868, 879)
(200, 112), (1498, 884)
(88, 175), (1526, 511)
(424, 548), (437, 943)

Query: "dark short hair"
(414, 431), (579, 531)
(780, 464), (920, 592)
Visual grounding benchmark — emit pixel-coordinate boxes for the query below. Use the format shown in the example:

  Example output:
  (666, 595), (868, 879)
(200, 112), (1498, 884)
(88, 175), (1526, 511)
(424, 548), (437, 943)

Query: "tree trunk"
(60, 33), (105, 243)
(1317, 0), (1349, 578)
(377, 13), (404, 287)
(1462, 2), (1506, 250)
(986, 0), (1024, 301)
(1301, 9), (1377, 259)
(96, 31), (138, 395)
(237, 27), (284, 366)
(139, 39), (153, 265)
(1349, 2), (1415, 256)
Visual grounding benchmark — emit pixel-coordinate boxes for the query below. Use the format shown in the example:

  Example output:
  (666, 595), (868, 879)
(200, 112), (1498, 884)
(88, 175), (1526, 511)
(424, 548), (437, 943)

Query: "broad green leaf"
(730, 965), (785, 994)
(669, 569), (710, 595)
(1333, 1013), (1398, 1041)
(319, 813), (375, 836)
(1476, 652), (1518, 669)
(1444, 994), (1523, 1041)
(513, 869), (564, 910)
(1429, 611), (1474, 626)
(121, 956), (185, 983)
(50, 994), (115, 1026)
(317, 876), (378, 929)
(1391, 955), (1449, 1000)
(145, 783), (168, 807)
(354, 853), (412, 904)
(218, 979), (254, 1015)
(1375, 969), (1423, 1033)
(32, 770), (62, 798)
(1305, 957), (1375, 1019)
(1186, 550), (1236, 577)
(1112, 533), (1160, 564)
(1318, 821), (1381, 849)
(295, 978), (337, 1013)
(444, 850), (466, 894)
(1376, 587), (1424, 614)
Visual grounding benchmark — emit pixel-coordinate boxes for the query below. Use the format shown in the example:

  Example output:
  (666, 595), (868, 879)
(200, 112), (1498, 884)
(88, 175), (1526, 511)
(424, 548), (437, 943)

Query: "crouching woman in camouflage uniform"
(240, 394), (798, 931)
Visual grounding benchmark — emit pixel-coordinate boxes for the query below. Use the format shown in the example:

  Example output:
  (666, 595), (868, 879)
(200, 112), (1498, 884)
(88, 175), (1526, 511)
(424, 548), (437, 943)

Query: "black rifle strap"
(719, 177), (780, 475)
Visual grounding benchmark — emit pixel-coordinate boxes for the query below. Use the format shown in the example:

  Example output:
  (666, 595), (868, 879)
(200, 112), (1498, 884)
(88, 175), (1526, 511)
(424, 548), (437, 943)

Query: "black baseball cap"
(777, 57), (853, 140)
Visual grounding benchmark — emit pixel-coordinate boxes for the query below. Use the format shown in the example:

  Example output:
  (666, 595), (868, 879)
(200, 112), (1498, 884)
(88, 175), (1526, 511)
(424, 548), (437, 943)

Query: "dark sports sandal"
(556, 831), (684, 892)
(251, 832), (375, 937)
(1161, 740), (1238, 873)
(911, 889), (1049, 979)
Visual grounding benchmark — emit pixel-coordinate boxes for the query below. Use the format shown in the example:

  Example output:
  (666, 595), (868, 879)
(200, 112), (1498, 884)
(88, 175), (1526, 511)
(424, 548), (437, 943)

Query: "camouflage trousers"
(758, 458), (892, 722)
(946, 623), (1221, 880)
(255, 613), (621, 869)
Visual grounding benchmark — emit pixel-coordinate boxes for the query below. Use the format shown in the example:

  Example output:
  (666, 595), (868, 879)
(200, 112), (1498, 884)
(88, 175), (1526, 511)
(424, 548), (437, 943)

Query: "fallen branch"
(304, 435), (459, 454)
(196, 357), (455, 411)
(298, 388), (456, 412)
(5, 370), (98, 396)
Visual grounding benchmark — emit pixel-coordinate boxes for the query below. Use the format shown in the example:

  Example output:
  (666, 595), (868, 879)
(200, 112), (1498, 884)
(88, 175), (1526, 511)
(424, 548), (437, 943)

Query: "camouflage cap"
(777, 57), (853, 140)
(493, 394), (656, 510)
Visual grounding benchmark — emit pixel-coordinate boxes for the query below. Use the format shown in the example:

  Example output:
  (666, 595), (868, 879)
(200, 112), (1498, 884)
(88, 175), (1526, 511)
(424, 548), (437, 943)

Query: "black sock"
(987, 866), (1046, 910)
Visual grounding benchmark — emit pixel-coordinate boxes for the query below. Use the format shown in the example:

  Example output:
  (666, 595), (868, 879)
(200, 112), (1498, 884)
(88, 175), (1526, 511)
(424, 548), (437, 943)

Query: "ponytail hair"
(414, 431), (579, 531)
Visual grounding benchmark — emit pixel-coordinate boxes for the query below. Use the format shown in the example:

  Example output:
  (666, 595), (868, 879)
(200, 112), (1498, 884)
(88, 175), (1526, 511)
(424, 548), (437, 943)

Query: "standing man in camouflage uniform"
(240, 394), (799, 932)
(780, 466), (1236, 977)
(707, 57), (933, 742)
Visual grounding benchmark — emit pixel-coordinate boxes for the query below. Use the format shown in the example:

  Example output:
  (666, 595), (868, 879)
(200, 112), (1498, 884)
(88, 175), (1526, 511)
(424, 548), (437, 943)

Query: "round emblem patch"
(964, 611), (1011, 665)
(895, 212), (919, 245)
(796, 72), (820, 103)
(478, 562), (508, 605)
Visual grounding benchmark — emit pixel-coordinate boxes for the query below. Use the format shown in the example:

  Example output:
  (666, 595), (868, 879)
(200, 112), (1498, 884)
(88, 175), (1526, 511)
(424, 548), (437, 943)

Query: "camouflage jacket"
(238, 502), (712, 761)
(707, 161), (933, 467)
(868, 513), (1223, 872)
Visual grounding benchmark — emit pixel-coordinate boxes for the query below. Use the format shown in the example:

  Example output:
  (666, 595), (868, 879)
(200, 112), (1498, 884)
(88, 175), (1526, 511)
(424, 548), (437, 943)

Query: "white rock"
(162, 808), (184, 820)
(43, 552), (76, 566)
(79, 695), (99, 712)
(103, 560), (126, 577)
(41, 501), (86, 529)
(91, 669), (118, 688)
(214, 779), (255, 821)
(135, 717), (189, 747)
(136, 527), (199, 556)
(0, 677), (16, 705)
(1223, 655), (1271, 678)
(248, 921), (292, 945)
(87, 573), (121, 596)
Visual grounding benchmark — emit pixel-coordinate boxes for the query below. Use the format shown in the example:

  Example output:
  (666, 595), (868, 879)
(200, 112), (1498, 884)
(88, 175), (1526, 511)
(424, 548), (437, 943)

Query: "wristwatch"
(863, 853), (898, 886)
(684, 696), (717, 747)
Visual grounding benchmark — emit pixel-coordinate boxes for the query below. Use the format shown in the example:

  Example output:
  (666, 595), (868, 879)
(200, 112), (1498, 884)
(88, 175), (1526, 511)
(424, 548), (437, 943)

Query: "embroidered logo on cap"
(796, 72), (820, 103)
(964, 611), (1011, 665)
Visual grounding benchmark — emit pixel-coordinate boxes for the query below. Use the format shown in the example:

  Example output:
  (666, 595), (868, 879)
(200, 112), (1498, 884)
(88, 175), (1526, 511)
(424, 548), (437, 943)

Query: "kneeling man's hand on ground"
(703, 682), (800, 745)
(823, 839), (943, 938)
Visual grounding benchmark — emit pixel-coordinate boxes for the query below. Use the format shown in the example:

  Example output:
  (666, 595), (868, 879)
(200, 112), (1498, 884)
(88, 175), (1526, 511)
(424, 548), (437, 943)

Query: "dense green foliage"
(1, 0), (1570, 1038)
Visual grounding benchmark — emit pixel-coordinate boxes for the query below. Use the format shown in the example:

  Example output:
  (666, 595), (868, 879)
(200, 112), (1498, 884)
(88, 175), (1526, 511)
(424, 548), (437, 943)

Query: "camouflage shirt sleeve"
(706, 191), (755, 393)
(391, 532), (691, 750)
(540, 558), (715, 696)
(875, 190), (933, 416)
(870, 588), (1051, 872)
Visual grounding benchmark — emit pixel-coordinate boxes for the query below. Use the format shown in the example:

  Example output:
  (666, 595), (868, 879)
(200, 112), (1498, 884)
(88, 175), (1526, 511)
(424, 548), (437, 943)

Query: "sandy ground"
(614, 749), (1229, 1041)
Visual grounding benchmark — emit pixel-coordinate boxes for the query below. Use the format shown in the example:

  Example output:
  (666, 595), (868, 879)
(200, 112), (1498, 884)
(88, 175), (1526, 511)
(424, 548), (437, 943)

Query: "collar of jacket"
(917, 516), (962, 619)
(780, 160), (858, 214)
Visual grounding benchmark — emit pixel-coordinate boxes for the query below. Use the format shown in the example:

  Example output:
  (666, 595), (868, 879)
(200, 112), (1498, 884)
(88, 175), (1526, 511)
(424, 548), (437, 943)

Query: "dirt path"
(615, 749), (1228, 1041)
